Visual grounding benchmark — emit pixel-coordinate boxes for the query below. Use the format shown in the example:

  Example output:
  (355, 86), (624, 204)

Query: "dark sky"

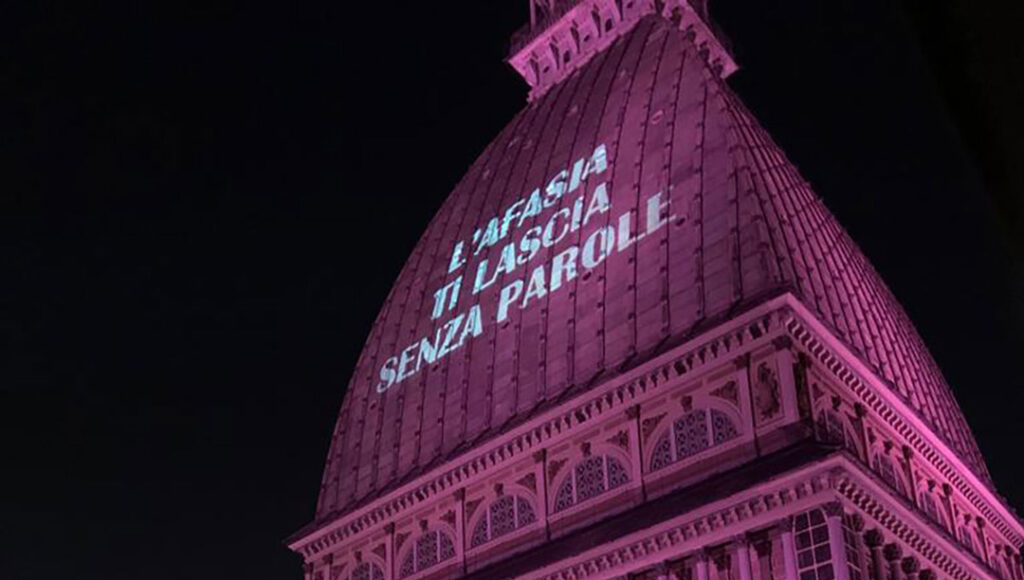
(4, 1), (1022, 578)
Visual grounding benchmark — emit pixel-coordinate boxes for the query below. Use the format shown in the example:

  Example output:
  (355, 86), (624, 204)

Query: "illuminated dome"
(312, 9), (991, 528)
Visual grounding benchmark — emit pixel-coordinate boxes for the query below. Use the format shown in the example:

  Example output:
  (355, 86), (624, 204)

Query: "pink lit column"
(779, 517), (799, 579)
(732, 536), (753, 580)
(824, 503), (851, 580)
(695, 550), (710, 580)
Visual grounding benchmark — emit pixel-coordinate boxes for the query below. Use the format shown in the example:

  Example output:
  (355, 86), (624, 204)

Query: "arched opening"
(469, 495), (537, 548)
(552, 454), (630, 513)
(398, 529), (456, 578)
(649, 406), (741, 472)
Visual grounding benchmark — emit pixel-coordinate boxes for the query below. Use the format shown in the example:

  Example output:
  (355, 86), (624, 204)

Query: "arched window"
(469, 495), (537, 548)
(350, 561), (385, 580)
(552, 454), (630, 513)
(398, 529), (456, 578)
(872, 452), (906, 496)
(794, 508), (834, 580)
(918, 488), (945, 527)
(650, 408), (740, 471)
(816, 409), (860, 455)
(958, 523), (977, 556)
(841, 513), (866, 580)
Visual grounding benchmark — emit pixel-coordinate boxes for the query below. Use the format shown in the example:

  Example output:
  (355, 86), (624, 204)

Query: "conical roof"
(314, 15), (990, 522)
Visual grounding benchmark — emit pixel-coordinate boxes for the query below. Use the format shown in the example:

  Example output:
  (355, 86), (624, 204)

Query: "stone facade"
(292, 298), (1022, 578)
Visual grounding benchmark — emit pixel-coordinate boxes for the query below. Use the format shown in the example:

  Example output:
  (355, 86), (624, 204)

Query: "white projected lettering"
(376, 144), (679, 394)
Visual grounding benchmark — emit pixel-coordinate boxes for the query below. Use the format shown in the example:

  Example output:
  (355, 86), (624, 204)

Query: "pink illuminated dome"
(291, 3), (1022, 579)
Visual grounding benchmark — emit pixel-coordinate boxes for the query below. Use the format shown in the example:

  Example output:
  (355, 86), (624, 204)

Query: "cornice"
(290, 298), (791, 559)
(290, 293), (1022, 561)
(529, 463), (843, 580)
(836, 472), (987, 580)
(528, 458), (991, 580)
(780, 295), (1024, 548)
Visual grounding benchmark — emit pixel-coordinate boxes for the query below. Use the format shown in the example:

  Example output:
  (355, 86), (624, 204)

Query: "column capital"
(453, 488), (465, 501)
(728, 533), (751, 546)
(626, 404), (641, 420)
(822, 500), (844, 518)
(775, 515), (795, 531)
(863, 528), (884, 548)
(533, 449), (547, 464)
(384, 522), (396, 534)
(883, 542), (903, 562)
(900, 556), (920, 575)
(733, 353), (751, 369)
(772, 335), (793, 351)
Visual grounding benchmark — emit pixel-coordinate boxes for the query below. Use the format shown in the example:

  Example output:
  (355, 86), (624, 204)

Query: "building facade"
(288, 2), (1024, 579)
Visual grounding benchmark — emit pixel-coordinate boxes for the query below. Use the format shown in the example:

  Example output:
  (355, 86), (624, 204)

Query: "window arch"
(794, 508), (835, 580)
(350, 561), (385, 580)
(958, 523), (978, 556)
(816, 409), (861, 456)
(917, 486), (947, 528)
(398, 529), (456, 578)
(552, 454), (630, 513)
(649, 407), (741, 472)
(469, 495), (537, 548)
(872, 451), (906, 496)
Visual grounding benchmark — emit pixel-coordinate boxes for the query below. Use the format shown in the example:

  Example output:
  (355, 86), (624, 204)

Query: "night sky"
(5, 1), (1023, 578)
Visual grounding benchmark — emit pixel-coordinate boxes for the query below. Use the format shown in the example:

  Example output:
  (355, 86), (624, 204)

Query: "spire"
(508, 0), (737, 100)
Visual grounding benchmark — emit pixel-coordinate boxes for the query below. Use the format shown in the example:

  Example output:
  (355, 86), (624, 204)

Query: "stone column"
(883, 543), (903, 580)
(733, 353), (756, 453)
(695, 550), (710, 580)
(732, 535), (753, 580)
(752, 536), (772, 580)
(454, 489), (467, 574)
(853, 404), (868, 462)
(779, 517), (799, 580)
(918, 570), (936, 580)
(303, 562), (314, 580)
(823, 502), (851, 580)
(862, 529), (885, 580)
(940, 483), (956, 531)
(534, 449), (550, 540)
(901, 446), (917, 503)
(772, 336), (801, 423)
(626, 405), (645, 501)
(976, 517), (990, 564)
(654, 559), (679, 580)
(322, 554), (334, 580)
(384, 522), (396, 580)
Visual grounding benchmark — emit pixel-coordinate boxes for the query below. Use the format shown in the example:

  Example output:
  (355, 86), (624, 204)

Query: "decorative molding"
(710, 380), (739, 407)
(529, 465), (840, 580)
(548, 458), (568, 484)
(783, 303), (1024, 548)
(607, 430), (630, 451)
(288, 297), (1022, 563)
(517, 473), (537, 493)
(641, 413), (667, 443)
(465, 498), (482, 523)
